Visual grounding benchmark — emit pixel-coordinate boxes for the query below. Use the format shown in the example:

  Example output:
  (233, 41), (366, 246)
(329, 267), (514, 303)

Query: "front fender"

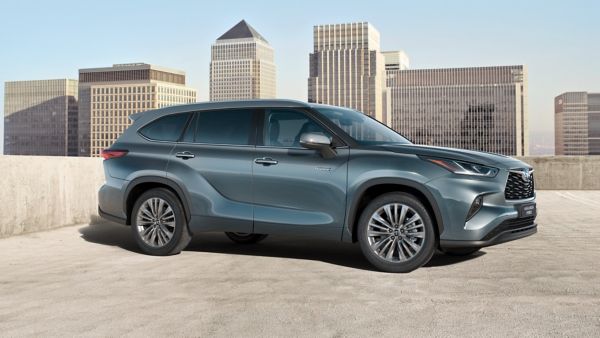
(342, 150), (448, 242)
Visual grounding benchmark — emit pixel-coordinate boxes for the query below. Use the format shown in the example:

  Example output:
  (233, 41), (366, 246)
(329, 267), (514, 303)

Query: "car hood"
(381, 144), (530, 169)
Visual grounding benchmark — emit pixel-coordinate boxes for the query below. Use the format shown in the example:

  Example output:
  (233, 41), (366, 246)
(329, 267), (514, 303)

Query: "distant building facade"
(78, 63), (196, 157)
(4, 79), (78, 156)
(386, 65), (528, 156)
(210, 20), (276, 101)
(382, 51), (410, 71)
(308, 22), (387, 123)
(555, 92), (600, 155)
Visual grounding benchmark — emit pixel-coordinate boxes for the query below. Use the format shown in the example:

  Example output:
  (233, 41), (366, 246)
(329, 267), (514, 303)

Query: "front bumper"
(425, 169), (537, 248)
(440, 218), (537, 248)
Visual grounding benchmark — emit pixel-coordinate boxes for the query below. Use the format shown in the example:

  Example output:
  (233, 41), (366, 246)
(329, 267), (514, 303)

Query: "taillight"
(101, 149), (128, 160)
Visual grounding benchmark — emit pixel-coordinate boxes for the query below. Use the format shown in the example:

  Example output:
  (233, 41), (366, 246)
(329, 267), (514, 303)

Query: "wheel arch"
(347, 178), (444, 243)
(124, 176), (192, 225)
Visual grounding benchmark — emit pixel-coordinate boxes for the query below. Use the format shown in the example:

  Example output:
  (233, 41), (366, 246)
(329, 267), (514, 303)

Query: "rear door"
(252, 108), (349, 240)
(167, 108), (258, 233)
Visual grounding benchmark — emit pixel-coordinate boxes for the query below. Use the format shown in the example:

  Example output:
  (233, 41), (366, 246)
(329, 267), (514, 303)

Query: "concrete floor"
(0, 191), (599, 337)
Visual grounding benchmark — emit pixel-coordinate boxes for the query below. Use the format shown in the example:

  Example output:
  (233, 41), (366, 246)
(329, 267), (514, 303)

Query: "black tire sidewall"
(131, 188), (188, 256)
(357, 192), (436, 273)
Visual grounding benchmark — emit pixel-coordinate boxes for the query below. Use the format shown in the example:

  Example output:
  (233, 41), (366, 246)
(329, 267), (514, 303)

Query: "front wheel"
(131, 188), (191, 256)
(357, 192), (436, 273)
(225, 232), (268, 244)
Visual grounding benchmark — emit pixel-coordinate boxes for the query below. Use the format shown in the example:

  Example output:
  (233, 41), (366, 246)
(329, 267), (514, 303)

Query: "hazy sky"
(1, 0), (599, 154)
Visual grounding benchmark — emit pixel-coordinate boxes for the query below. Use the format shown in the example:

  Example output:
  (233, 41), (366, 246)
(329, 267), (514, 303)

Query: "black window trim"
(175, 108), (260, 147)
(137, 112), (192, 143)
(180, 111), (197, 143)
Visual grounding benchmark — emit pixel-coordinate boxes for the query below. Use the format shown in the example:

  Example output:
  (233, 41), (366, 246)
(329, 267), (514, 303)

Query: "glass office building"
(386, 66), (529, 156)
(4, 79), (78, 156)
(555, 92), (600, 155)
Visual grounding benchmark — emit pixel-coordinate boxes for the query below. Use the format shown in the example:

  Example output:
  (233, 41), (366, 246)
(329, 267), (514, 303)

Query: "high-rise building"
(555, 92), (600, 155)
(4, 79), (78, 156)
(386, 65), (528, 156)
(308, 22), (387, 122)
(382, 51), (410, 71)
(78, 63), (196, 157)
(210, 20), (276, 101)
(381, 51), (410, 126)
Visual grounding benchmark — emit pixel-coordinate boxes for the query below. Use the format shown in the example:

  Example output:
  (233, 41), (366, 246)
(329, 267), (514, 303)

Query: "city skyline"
(1, 0), (599, 155)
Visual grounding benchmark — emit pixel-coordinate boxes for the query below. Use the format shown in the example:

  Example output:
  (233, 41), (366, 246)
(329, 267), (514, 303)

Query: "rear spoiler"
(129, 111), (145, 122)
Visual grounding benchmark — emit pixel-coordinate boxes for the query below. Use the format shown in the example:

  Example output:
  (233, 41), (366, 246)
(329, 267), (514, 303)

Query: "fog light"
(466, 195), (484, 221)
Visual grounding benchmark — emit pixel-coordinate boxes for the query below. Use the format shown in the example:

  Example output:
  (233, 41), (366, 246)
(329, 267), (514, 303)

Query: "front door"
(252, 108), (349, 240)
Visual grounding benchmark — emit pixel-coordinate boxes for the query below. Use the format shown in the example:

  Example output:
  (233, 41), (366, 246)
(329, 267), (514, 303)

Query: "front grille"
(505, 171), (535, 200)
(483, 216), (536, 241)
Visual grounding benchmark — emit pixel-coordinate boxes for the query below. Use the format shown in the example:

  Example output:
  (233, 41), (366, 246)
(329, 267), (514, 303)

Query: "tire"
(357, 192), (436, 273)
(442, 248), (480, 256)
(225, 232), (268, 244)
(131, 188), (191, 256)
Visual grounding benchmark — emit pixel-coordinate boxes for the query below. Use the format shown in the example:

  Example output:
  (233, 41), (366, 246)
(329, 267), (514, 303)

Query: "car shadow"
(80, 220), (485, 272)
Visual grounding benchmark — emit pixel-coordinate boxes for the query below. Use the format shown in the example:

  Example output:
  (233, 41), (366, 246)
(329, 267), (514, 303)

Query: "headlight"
(423, 157), (499, 177)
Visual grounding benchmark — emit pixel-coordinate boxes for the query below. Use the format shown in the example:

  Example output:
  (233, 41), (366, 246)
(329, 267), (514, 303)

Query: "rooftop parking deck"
(1, 191), (599, 336)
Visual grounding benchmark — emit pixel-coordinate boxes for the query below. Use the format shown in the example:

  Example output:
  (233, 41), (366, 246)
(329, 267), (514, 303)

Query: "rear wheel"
(131, 188), (191, 255)
(442, 248), (480, 256)
(225, 232), (268, 244)
(357, 192), (436, 273)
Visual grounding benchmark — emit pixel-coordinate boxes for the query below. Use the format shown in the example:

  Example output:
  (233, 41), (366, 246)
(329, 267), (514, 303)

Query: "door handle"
(254, 157), (278, 166)
(175, 151), (195, 159)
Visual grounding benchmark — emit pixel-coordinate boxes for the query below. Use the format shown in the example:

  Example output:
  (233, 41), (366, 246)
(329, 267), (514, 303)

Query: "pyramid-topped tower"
(210, 20), (276, 101)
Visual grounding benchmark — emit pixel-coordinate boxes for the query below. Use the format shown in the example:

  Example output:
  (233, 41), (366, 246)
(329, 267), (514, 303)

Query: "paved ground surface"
(1, 191), (599, 337)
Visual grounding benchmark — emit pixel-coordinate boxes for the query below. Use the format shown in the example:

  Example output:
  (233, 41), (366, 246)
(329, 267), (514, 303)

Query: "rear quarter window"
(139, 113), (190, 142)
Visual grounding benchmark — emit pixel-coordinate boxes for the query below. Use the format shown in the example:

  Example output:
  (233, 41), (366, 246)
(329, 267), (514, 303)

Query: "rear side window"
(139, 113), (190, 142)
(193, 109), (254, 145)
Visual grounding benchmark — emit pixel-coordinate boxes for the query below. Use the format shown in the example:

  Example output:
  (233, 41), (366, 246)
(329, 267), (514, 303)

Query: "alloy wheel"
(366, 203), (425, 262)
(136, 197), (176, 248)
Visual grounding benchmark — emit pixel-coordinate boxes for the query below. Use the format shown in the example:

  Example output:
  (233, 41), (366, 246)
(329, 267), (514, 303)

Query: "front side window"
(315, 106), (411, 145)
(193, 109), (254, 145)
(263, 109), (331, 148)
(139, 113), (190, 142)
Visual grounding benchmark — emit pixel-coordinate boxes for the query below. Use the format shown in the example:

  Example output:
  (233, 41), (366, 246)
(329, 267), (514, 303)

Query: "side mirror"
(299, 133), (336, 159)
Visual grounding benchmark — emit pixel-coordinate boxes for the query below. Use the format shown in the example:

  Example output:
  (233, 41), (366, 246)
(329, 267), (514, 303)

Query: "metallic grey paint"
(98, 99), (537, 251)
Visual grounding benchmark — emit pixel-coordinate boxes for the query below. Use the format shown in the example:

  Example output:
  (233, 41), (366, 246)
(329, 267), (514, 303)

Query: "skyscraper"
(555, 92), (600, 155)
(210, 20), (276, 101)
(386, 66), (529, 156)
(4, 79), (78, 156)
(308, 22), (387, 122)
(78, 63), (196, 157)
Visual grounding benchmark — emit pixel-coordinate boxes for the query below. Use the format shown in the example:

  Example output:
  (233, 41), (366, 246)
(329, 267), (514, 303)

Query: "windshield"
(315, 106), (412, 145)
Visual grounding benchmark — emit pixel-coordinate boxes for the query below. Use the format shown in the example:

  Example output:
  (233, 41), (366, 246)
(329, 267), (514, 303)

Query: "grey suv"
(98, 100), (537, 272)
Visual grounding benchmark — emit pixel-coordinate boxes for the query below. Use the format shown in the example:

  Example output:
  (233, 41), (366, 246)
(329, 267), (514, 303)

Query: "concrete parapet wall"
(517, 156), (600, 190)
(0, 155), (598, 238)
(0, 155), (104, 238)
